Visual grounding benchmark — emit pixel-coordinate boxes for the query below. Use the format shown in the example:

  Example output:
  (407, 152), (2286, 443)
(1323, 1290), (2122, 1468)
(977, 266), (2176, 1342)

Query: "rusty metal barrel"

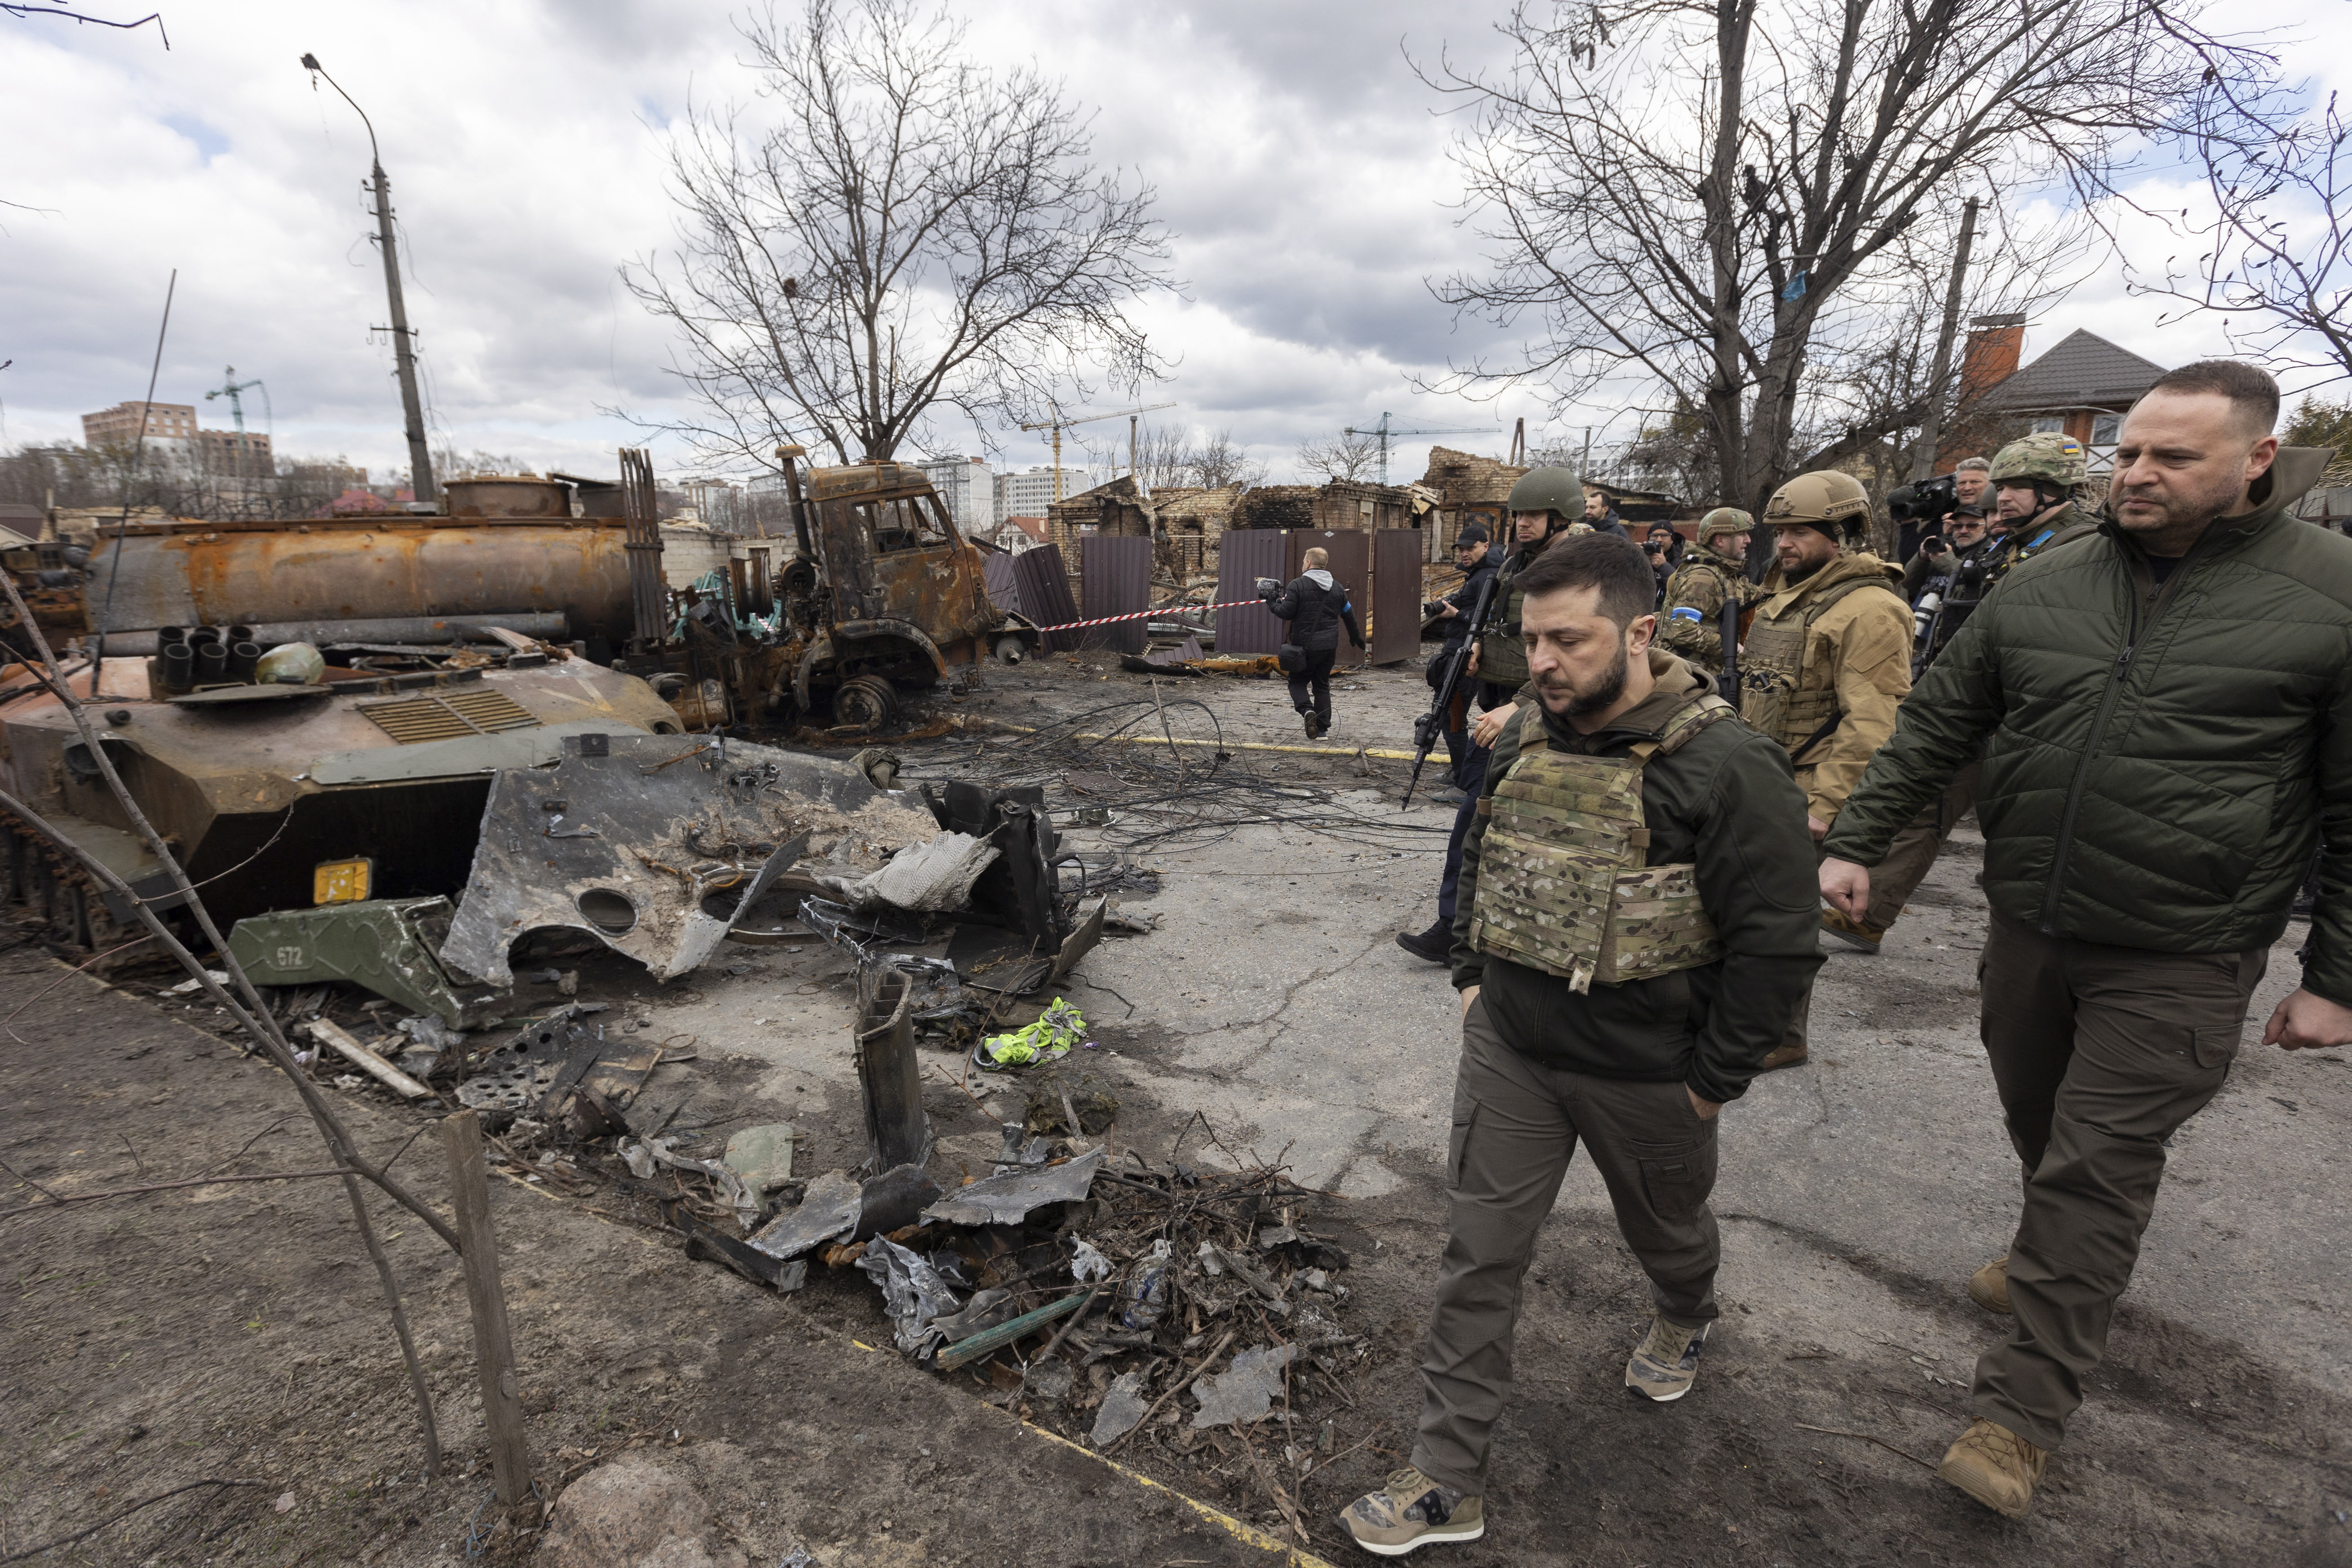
(83, 516), (637, 646)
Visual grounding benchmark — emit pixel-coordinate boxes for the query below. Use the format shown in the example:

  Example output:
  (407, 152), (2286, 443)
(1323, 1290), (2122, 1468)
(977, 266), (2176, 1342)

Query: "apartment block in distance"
(916, 455), (996, 535)
(995, 466), (1084, 523)
(82, 401), (272, 468)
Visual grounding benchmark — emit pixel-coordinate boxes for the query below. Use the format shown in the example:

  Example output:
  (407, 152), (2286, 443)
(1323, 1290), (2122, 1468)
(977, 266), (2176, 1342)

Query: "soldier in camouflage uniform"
(1657, 507), (1764, 676)
(1986, 431), (2104, 584)
(1739, 471), (1912, 1064)
(1823, 433), (2101, 954)
(1346, 534), (1820, 1556)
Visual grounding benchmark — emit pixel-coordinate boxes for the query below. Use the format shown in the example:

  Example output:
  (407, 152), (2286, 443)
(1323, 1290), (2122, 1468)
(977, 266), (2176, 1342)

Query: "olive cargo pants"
(1412, 1000), (1721, 1494)
(1972, 913), (2267, 1451)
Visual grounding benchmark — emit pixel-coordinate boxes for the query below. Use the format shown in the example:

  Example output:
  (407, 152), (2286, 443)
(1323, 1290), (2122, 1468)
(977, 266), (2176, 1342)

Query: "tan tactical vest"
(1739, 574), (1901, 759)
(1467, 694), (1735, 993)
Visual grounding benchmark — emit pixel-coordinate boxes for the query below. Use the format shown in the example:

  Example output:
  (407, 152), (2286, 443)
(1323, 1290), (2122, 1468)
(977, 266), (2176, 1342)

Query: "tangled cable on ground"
(898, 696), (1452, 886)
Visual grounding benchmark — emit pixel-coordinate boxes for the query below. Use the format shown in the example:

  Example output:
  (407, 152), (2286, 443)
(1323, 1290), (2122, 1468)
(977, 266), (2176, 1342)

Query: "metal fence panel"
(1078, 534), (1152, 654)
(1370, 529), (1424, 666)
(982, 551), (1020, 615)
(1212, 530), (1289, 655)
(1010, 543), (1081, 653)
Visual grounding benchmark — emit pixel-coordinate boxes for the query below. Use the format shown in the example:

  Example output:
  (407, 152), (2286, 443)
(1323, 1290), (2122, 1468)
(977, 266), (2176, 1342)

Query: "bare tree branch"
(1418, 0), (2257, 508)
(2126, 86), (2352, 389)
(623, 0), (1176, 473)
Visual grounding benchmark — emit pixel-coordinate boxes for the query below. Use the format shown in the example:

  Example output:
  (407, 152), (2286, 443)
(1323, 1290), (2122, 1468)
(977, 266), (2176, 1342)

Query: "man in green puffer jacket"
(1819, 359), (2352, 1522)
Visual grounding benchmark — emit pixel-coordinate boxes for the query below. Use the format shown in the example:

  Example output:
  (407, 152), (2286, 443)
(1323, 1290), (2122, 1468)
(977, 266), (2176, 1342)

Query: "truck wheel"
(832, 675), (899, 732)
(995, 635), (1026, 664)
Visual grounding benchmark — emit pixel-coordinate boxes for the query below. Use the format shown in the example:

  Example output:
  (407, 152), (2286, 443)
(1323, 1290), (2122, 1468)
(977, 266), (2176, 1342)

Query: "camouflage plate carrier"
(1739, 575), (1902, 757)
(1467, 693), (1737, 993)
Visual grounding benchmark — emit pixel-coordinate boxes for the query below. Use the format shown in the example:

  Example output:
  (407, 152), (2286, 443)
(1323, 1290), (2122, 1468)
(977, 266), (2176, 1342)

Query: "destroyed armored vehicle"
(0, 448), (1035, 966)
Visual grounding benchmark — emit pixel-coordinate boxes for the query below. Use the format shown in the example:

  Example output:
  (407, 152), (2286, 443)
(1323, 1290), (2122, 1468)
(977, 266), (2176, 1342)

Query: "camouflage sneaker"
(1341, 1468), (1483, 1556)
(1968, 1254), (2012, 1315)
(1820, 908), (1885, 953)
(1939, 1418), (2047, 1519)
(1624, 1316), (1710, 1402)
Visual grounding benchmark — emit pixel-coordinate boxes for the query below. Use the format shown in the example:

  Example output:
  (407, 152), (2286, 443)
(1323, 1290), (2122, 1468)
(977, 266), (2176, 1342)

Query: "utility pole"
(1911, 195), (1981, 483)
(1129, 413), (1139, 493)
(302, 53), (436, 510)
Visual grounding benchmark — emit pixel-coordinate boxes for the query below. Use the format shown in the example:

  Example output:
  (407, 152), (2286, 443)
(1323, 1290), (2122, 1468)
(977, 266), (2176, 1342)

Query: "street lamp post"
(301, 53), (436, 510)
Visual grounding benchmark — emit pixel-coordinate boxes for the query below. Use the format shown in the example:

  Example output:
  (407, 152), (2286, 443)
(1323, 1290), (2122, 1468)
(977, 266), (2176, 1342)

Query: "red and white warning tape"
(1028, 598), (1267, 634)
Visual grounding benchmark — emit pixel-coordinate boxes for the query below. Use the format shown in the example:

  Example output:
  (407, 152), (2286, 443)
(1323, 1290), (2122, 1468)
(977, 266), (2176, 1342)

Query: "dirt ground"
(4, 653), (2351, 1567)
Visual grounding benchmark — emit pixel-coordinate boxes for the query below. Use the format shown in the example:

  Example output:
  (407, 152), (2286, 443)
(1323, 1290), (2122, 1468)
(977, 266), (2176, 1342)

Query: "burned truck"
(0, 450), (1037, 965)
(619, 447), (1039, 732)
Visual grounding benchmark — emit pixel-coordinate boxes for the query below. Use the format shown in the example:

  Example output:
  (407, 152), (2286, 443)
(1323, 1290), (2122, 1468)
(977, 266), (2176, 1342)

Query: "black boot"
(1396, 921), (1450, 962)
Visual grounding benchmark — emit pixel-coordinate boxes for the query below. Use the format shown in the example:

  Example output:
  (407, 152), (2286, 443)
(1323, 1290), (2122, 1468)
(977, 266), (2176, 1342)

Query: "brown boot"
(1756, 1042), (1809, 1071)
(1939, 1418), (2047, 1519)
(1968, 1255), (2012, 1315)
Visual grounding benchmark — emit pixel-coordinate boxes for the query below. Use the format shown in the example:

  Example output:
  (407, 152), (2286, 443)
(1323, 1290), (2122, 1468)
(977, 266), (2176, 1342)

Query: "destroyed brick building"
(1414, 445), (1529, 544)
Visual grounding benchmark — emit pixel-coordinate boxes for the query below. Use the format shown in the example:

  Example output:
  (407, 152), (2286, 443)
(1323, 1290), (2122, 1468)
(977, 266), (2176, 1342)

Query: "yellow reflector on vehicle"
(314, 858), (373, 905)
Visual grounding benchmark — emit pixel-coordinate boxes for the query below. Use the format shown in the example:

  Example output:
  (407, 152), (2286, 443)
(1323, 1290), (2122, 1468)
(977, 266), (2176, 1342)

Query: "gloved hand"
(1255, 577), (1281, 601)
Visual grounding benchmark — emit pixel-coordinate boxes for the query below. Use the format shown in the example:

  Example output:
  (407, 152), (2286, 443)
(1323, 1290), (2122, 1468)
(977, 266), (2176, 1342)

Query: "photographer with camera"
(1643, 523), (1683, 603)
(1904, 498), (1998, 672)
(1261, 546), (1366, 740)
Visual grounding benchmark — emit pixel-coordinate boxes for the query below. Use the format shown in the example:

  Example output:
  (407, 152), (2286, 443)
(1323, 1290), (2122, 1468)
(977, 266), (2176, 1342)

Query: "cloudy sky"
(1, 0), (2337, 493)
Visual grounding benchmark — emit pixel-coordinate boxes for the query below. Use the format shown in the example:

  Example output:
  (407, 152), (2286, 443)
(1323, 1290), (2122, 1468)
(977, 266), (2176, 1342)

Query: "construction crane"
(1017, 402), (1177, 505)
(204, 366), (271, 480)
(1342, 411), (1499, 486)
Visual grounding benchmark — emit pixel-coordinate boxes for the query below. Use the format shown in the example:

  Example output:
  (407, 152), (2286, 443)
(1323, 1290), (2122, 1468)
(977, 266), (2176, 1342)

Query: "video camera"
(1886, 472), (1960, 528)
(1910, 552), (1991, 676)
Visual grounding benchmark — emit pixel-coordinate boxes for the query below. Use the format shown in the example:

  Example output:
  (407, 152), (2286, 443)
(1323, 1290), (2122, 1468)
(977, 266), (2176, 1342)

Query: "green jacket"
(1451, 651), (1824, 1102)
(1822, 449), (2352, 996)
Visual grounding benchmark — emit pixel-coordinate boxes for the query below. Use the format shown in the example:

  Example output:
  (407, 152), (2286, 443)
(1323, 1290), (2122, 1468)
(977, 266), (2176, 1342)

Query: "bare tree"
(1424, 0), (2255, 510)
(2131, 88), (2351, 387)
(1188, 429), (1266, 490)
(1295, 428), (1384, 482)
(625, 0), (1175, 470)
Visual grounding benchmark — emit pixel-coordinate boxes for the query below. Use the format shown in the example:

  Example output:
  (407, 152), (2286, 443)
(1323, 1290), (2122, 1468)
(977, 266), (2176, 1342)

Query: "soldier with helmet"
(1740, 470), (1914, 1068)
(1824, 432), (2098, 954)
(1657, 507), (1765, 683)
(1470, 467), (1587, 712)
(1398, 467), (1589, 965)
(1986, 431), (2101, 583)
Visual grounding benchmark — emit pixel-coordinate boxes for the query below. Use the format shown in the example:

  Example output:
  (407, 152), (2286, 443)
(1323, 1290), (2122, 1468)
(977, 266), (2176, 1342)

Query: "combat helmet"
(1696, 507), (1753, 548)
(1505, 466), (1585, 521)
(1990, 431), (2087, 490)
(1763, 471), (1872, 539)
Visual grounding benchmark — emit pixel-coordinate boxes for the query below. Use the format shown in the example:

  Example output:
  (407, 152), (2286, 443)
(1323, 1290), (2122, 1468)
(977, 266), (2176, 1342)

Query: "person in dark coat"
(1644, 523), (1683, 604)
(1263, 546), (1366, 739)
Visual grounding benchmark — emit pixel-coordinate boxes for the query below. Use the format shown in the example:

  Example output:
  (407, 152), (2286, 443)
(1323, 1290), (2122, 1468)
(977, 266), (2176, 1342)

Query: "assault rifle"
(1402, 570), (1501, 809)
(1717, 581), (1742, 705)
